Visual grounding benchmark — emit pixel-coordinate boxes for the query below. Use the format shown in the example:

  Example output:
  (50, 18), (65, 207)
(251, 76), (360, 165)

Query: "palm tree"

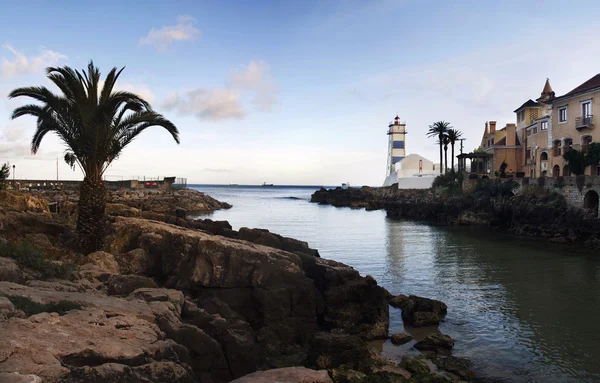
(446, 128), (462, 172)
(427, 121), (451, 174)
(442, 136), (450, 174)
(9, 61), (179, 251)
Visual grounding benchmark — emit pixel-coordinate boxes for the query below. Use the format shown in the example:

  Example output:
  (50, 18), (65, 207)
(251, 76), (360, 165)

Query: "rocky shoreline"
(0, 189), (473, 382)
(311, 183), (600, 248)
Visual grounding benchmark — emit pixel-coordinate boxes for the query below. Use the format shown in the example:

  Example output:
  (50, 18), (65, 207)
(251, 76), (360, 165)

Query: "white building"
(383, 154), (439, 188)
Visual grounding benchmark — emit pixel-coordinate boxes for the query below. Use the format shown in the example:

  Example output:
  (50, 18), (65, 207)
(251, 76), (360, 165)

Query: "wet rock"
(389, 294), (408, 308)
(390, 333), (413, 345)
(307, 332), (372, 371)
(431, 355), (475, 380)
(330, 368), (367, 382)
(231, 367), (333, 383)
(400, 356), (430, 375)
(107, 275), (158, 296)
(397, 295), (447, 327)
(414, 333), (455, 353)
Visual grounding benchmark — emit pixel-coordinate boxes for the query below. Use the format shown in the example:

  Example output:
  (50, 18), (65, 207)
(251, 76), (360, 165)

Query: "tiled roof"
(513, 99), (540, 113)
(558, 73), (600, 99)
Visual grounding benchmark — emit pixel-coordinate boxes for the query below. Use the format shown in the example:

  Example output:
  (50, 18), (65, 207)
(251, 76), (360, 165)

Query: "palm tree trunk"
(444, 146), (448, 174)
(451, 143), (455, 172)
(439, 142), (443, 174)
(77, 176), (107, 252)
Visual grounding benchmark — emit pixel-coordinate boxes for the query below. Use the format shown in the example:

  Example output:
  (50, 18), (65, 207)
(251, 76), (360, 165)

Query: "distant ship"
(341, 182), (350, 189)
(262, 182), (274, 187)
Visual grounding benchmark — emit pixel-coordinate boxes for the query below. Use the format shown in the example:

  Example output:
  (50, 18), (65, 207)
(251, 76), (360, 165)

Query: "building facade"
(477, 75), (600, 178)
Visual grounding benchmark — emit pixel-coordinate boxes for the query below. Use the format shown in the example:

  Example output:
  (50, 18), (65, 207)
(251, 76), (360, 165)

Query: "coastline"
(310, 182), (600, 249)
(0, 188), (473, 382)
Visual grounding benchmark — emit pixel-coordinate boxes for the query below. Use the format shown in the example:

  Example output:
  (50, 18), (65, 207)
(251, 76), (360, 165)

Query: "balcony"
(575, 115), (593, 130)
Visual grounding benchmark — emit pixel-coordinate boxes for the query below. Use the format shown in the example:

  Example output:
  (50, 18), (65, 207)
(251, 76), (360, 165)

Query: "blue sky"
(1, 0), (600, 185)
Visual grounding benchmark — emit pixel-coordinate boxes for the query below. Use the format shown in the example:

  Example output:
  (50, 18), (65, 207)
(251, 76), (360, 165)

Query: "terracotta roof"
(514, 99), (540, 113)
(557, 73), (600, 99)
(542, 78), (553, 95)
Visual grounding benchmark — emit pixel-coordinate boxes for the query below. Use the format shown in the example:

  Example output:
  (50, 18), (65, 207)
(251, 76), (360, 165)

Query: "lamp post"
(12, 164), (15, 182)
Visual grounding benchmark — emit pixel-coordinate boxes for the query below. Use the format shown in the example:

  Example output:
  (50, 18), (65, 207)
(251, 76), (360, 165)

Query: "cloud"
(163, 88), (245, 120)
(229, 60), (277, 111)
(0, 124), (30, 157)
(203, 168), (233, 173)
(164, 60), (278, 121)
(139, 15), (200, 51)
(1, 44), (67, 78)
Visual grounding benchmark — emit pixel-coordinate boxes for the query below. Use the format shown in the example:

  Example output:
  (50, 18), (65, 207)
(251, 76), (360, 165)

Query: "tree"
(499, 161), (508, 178)
(585, 142), (600, 171)
(442, 136), (450, 174)
(563, 149), (586, 175)
(446, 128), (462, 172)
(9, 61), (180, 251)
(427, 121), (451, 174)
(0, 163), (10, 189)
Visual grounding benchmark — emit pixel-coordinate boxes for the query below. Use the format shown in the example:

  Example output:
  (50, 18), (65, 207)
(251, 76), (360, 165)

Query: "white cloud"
(163, 88), (246, 120)
(139, 15), (200, 51)
(164, 60), (278, 120)
(1, 44), (67, 78)
(229, 60), (278, 111)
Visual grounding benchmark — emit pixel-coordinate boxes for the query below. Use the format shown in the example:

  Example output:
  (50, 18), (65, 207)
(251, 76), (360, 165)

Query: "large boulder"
(231, 367), (332, 383)
(394, 295), (447, 327)
(390, 333), (413, 345)
(414, 333), (455, 353)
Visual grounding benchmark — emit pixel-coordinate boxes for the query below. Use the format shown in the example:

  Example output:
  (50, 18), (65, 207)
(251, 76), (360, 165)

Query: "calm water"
(190, 185), (600, 383)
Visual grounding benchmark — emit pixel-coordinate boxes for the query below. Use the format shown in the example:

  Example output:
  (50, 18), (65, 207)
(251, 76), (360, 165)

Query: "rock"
(83, 251), (120, 274)
(397, 295), (447, 327)
(116, 248), (151, 275)
(307, 332), (372, 371)
(25, 233), (52, 249)
(390, 333), (412, 345)
(0, 296), (15, 311)
(414, 333), (455, 353)
(231, 367), (333, 383)
(0, 372), (42, 383)
(0, 191), (49, 214)
(107, 275), (159, 296)
(64, 361), (196, 383)
(175, 208), (186, 218)
(389, 294), (408, 308)
(431, 355), (475, 380)
(189, 219), (232, 235)
(105, 203), (141, 217)
(330, 368), (367, 382)
(237, 227), (320, 257)
(400, 356), (430, 375)
(0, 257), (25, 283)
(129, 288), (185, 314)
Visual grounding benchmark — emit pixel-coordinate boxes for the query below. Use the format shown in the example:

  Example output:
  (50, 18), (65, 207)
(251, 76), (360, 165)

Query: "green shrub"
(520, 185), (550, 197)
(4, 295), (81, 317)
(0, 241), (77, 280)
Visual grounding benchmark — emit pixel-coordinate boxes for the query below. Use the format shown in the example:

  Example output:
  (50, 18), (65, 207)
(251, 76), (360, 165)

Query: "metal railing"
(576, 115), (593, 129)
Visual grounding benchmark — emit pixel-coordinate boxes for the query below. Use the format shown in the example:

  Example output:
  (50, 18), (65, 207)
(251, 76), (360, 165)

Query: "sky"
(1, 0), (600, 186)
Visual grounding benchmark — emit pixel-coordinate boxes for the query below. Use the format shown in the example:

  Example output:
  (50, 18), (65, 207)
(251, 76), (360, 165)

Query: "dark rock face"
(396, 295), (447, 327)
(414, 333), (455, 353)
(104, 217), (389, 380)
(432, 355), (476, 380)
(307, 333), (372, 371)
(235, 227), (320, 258)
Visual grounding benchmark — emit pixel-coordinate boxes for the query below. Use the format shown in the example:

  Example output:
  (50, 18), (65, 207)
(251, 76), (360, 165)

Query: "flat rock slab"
(231, 367), (332, 383)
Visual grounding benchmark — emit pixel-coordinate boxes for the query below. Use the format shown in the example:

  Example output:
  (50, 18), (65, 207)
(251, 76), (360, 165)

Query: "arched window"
(553, 165), (560, 177)
(540, 152), (548, 161)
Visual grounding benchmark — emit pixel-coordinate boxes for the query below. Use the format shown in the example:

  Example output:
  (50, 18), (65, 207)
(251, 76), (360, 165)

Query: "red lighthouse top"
(394, 115), (400, 121)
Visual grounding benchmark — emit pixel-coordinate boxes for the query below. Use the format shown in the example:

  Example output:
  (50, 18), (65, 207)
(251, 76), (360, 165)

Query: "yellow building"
(480, 121), (522, 175)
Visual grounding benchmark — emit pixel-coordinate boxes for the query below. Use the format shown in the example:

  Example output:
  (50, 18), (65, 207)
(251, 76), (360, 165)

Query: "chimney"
(489, 121), (496, 133)
(485, 122), (489, 135)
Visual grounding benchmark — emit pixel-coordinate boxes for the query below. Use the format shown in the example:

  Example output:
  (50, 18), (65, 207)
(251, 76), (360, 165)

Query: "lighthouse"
(386, 115), (407, 176)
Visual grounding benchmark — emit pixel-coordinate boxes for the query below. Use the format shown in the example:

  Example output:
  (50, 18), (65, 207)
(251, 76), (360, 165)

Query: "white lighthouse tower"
(386, 115), (407, 176)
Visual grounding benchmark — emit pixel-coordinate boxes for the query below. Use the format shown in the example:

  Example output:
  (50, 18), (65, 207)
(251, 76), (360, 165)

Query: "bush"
(468, 174), (479, 179)
(520, 185), (550, 197)
(4, 295), (81, 317)
(0, 241), (77, 280)
(432, 172), (457, 188)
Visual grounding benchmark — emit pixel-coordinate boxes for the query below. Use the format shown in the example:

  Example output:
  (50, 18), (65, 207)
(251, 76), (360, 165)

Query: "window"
(553, 141), (561, 156)
(518, 110), (525, 122)
(527, 129), (532, 137)
(582, 101), (592, 117)
(491, 138), (494, 145)
(533, 126), (538, 135)
(583, 136), (593, 152)
(541, 121), (548, 130)
(558, 107), (567, 123)
(526, 148), (531, 159)
(392, 141), (405, 149)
